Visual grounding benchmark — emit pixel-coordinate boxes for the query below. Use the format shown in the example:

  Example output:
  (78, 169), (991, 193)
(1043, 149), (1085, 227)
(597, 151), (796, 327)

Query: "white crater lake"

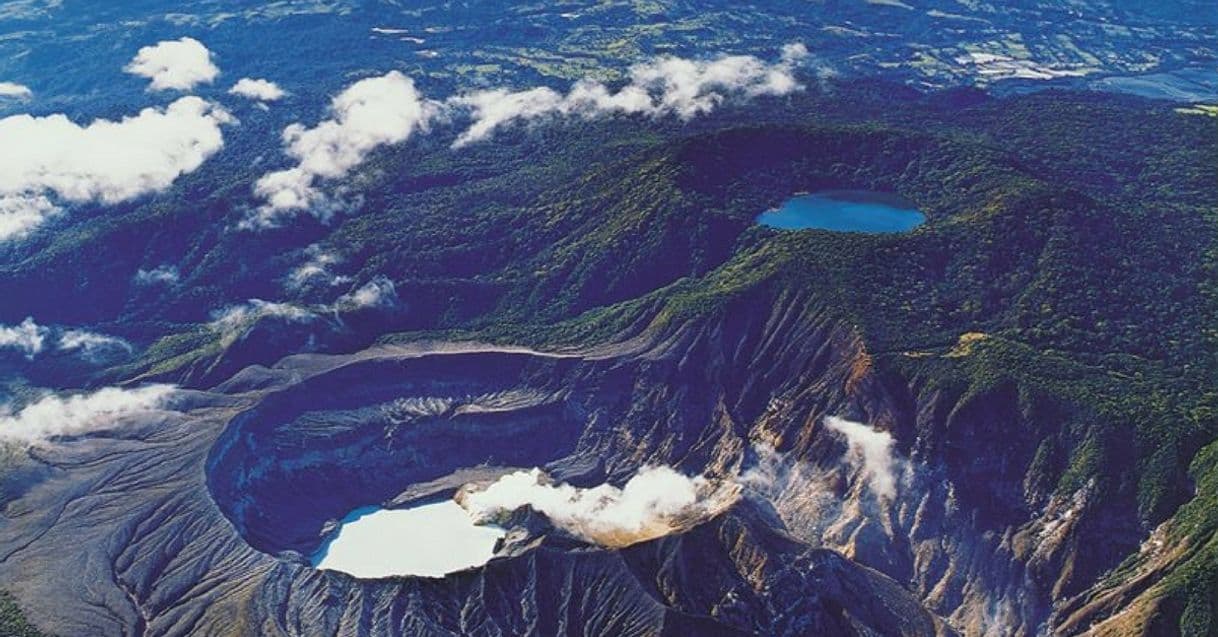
(311, 500), (505, 578)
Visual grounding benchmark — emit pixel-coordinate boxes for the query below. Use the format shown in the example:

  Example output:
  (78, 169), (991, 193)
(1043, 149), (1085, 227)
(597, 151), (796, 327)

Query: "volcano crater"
(205, 349), (614, 564)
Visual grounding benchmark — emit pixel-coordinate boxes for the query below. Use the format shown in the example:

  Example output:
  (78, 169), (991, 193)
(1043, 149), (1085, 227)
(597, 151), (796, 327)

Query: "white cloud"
(213, 276), (399, 343)
(0, 318), (48, 359)
(0, 82), (32, 99)
(210, 299), (317, 341)
(0, 385), (175, 442)
(134, 264), (180, 286)
(248, 71), (441, 227)
(449, 87), (567, 148)
(0, 194), (57, 240)
(332, 276), (396, 311)
(125, 37), (219, 91)
(229, 77), (286, 102)
(286, 246), (350, 290)
(450, 43), (809, 147)
(0, 318), (133, 362)
(57, 329), (133, 361)
(459, 466), (738, 547)
(824, 416), (897, 500)
(0, 96), (232, 240)
(243, 44), (809, 227)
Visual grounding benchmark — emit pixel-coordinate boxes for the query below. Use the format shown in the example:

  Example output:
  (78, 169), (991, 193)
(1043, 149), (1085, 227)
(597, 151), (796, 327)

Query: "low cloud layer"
(0, 194), (55, 239)
(57, 330), (134, 362)
(229, 77), (285, 102)
(210, 299), (317, 342)
(134, 264), (180, 287)
(0, 97), (232, 239)
(451, 43), (809, 147)
(249, 71), (440, 227)
(331, 276), (397, 311)
(824, 416), (898, 500)
(249, 44), (809, 227)
(0, 318), (132, 362)
(125, 37), (219, 91)
(0, 82), (31, 99)
(0, 318), (47, 358)
(459, 466), (738, 547)
(209, 278), (398, 343)
(0, 385), (176, 442)
(286, 246), (350, 290)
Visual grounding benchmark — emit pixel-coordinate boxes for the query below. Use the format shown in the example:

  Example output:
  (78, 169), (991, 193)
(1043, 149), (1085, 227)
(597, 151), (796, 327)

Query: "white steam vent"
(458, 466), (739, 548)
(823, 416), (898, 500)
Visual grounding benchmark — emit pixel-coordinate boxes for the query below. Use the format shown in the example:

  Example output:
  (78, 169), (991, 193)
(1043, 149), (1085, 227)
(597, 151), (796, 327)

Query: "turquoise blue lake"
(757, 191), (925, 233)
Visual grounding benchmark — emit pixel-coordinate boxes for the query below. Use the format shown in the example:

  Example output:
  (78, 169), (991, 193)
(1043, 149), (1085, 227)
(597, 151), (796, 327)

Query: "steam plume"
(0, 385), (176, 442)
(824, 416), (897, 500)
(459, 466), (738, 547)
